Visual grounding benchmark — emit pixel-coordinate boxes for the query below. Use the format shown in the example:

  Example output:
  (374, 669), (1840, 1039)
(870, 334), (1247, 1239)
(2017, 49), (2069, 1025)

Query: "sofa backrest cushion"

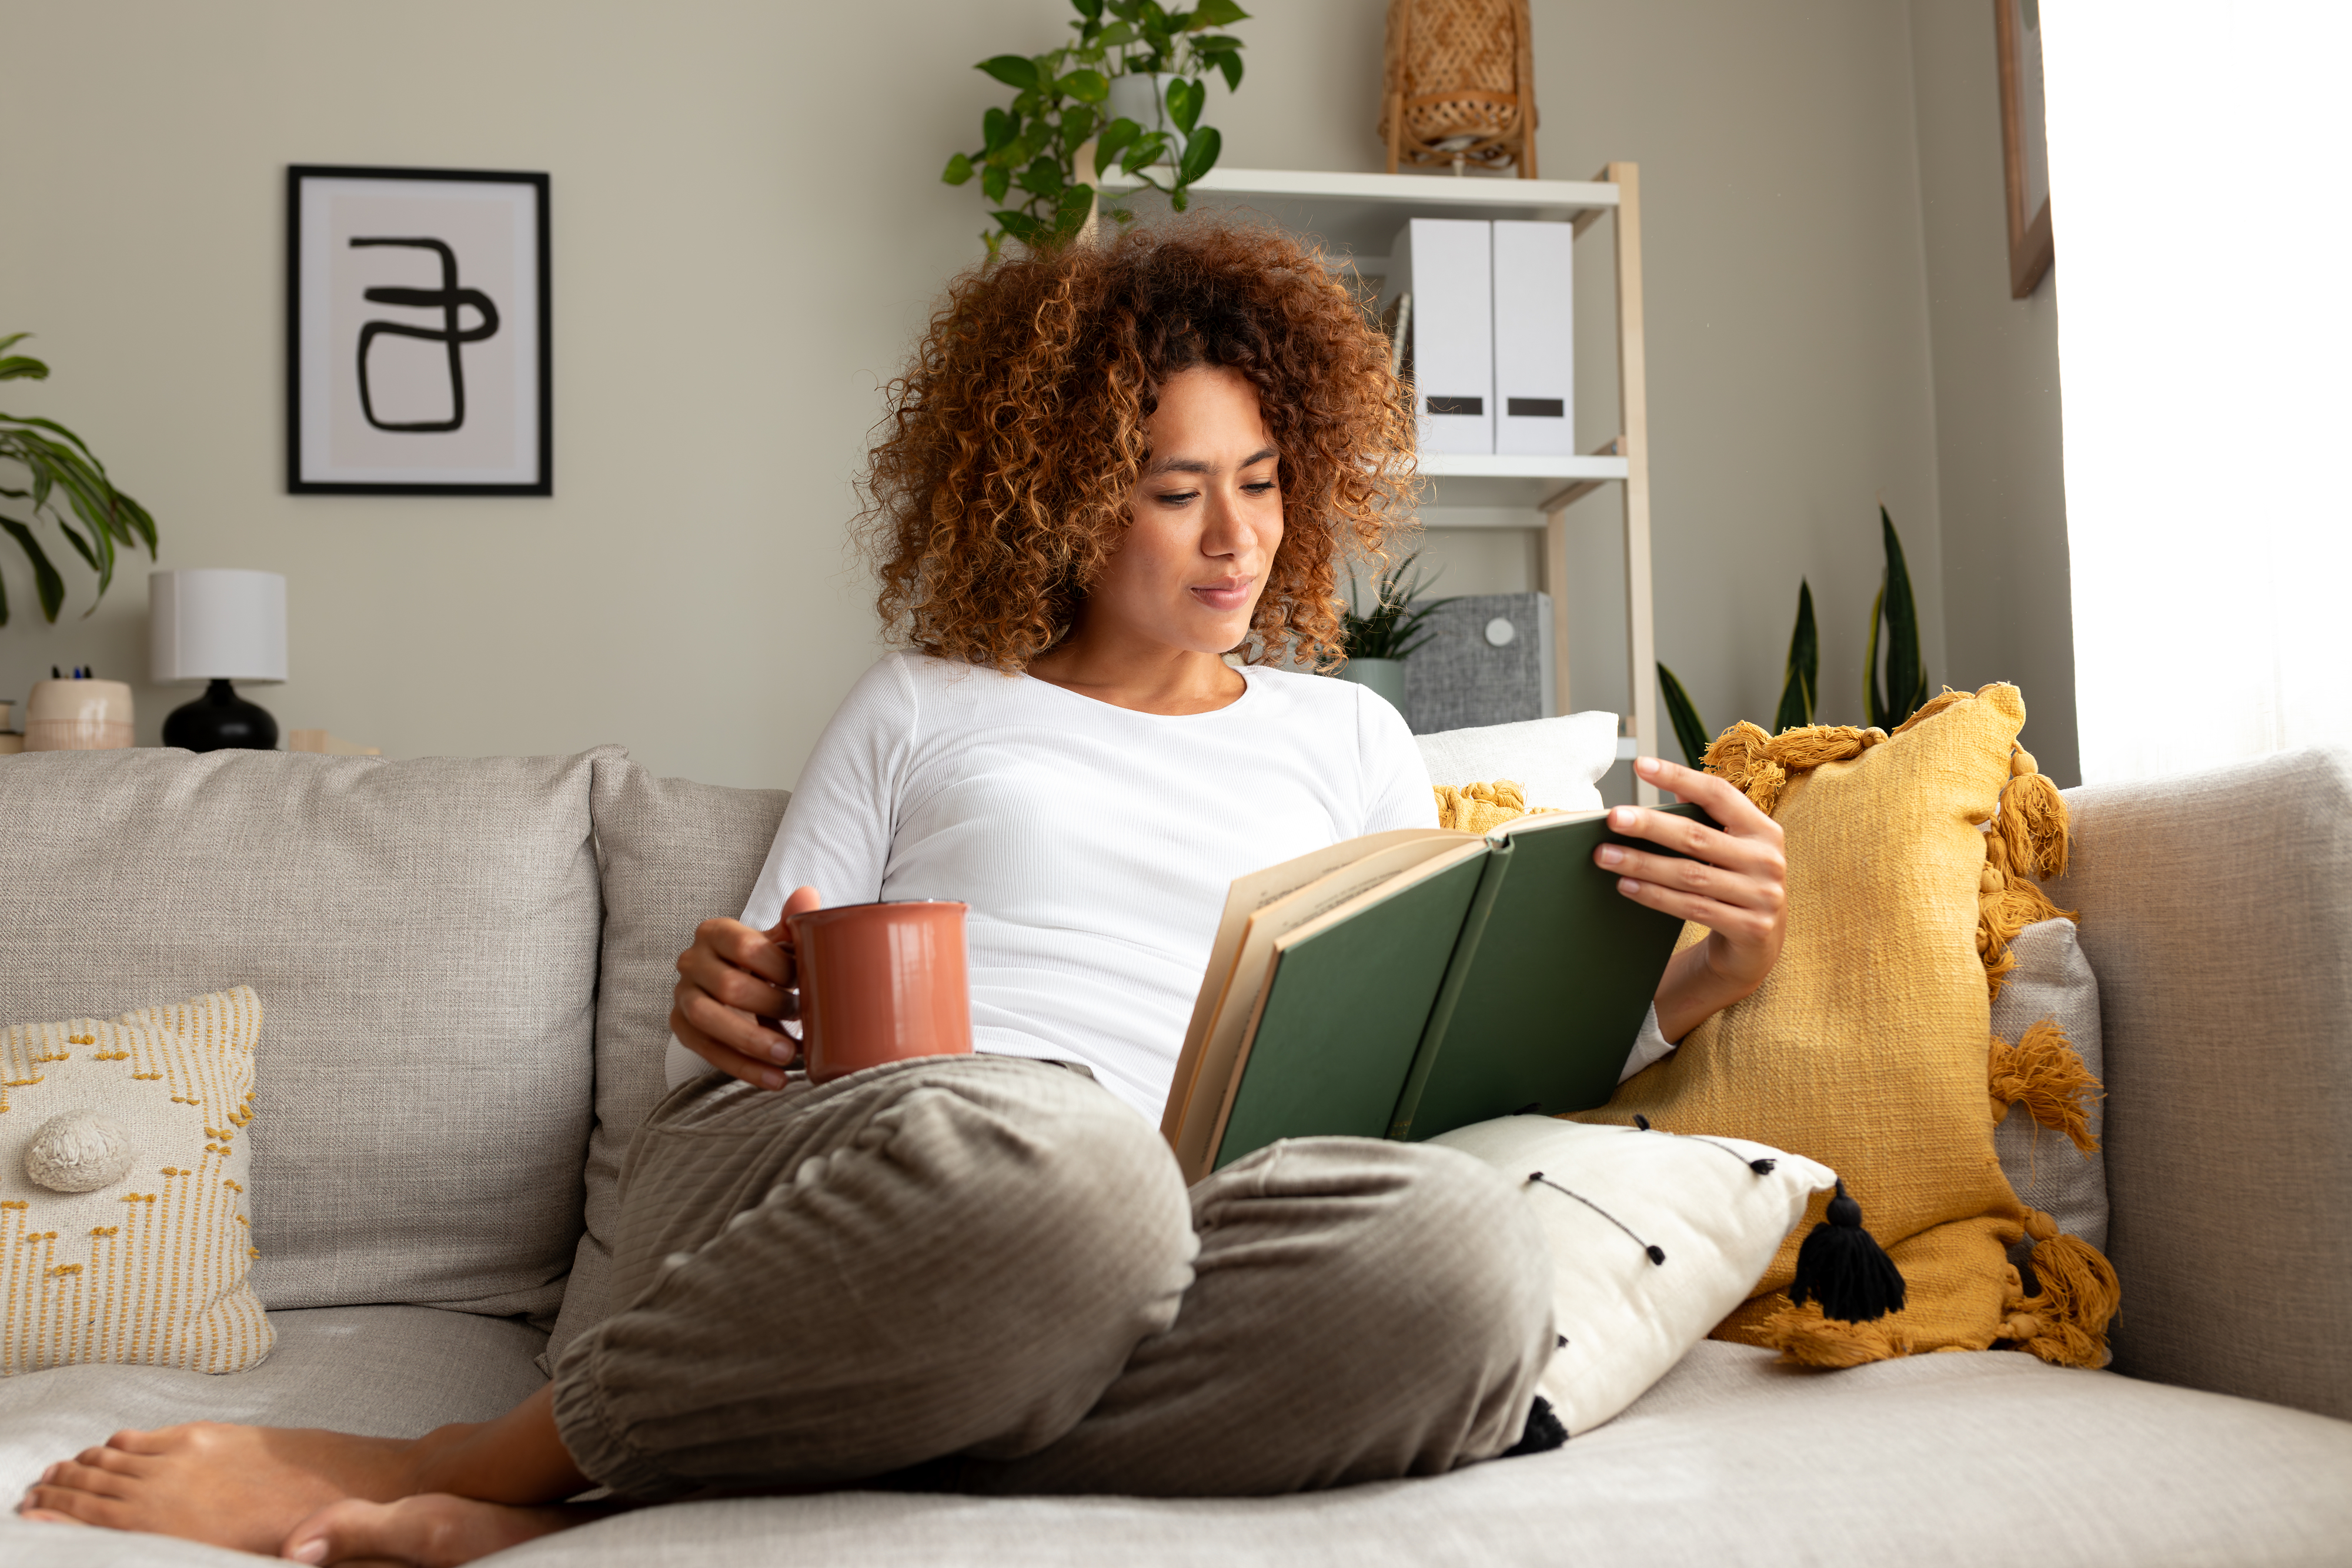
(2049, 744), (2352, 1422)
(0, 747), (604, 1324)
(543, 752), (789, 1365)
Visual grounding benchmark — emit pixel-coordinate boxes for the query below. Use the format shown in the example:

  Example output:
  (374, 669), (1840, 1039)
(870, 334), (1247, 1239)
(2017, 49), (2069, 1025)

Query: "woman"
(21, 223), (1785, 1564)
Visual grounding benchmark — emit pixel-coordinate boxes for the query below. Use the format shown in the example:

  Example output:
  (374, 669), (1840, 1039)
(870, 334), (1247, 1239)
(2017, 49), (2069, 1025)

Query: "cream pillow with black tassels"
(1433, 1114), (1838, 1436)
(0, 987), (273, 1374)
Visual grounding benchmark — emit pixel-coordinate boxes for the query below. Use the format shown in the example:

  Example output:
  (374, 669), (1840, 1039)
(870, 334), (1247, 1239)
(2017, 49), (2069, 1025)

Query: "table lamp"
(151, 569), (288, 751)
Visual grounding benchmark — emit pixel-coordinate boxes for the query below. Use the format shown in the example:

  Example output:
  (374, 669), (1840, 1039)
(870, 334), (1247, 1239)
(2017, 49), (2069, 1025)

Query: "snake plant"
(1864, 506), (1928, 731)
(1655, 503), (1930, 771)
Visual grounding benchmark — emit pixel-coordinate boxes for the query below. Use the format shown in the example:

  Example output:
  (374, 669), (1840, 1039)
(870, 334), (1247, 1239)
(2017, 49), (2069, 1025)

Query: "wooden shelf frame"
(1094, 163), (1658, 801)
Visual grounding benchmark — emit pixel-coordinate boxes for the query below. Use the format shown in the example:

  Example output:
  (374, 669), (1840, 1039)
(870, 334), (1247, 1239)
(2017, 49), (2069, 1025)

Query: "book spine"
(1385, 839), (1514, 1139)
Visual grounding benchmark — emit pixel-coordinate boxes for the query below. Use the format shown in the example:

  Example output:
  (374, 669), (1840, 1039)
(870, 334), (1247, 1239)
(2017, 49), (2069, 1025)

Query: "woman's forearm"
(1650, 942), (1759, 1045)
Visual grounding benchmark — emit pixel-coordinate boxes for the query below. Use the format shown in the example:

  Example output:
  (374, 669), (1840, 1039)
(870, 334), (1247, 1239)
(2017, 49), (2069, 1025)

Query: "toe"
(74, 1444), (153, 1476)
(106, 1427), (176, 1455)
(42, 1460), (132, 1501)
(21, 1484), (129, 1529)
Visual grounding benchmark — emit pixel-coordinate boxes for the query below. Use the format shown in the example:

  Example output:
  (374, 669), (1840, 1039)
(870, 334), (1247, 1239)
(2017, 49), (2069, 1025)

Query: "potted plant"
(1337, 553), (1445, 711)
(1, 333), (158, 626)
(941, 0), (1250, 255)
(1656, 506), (1926, 767)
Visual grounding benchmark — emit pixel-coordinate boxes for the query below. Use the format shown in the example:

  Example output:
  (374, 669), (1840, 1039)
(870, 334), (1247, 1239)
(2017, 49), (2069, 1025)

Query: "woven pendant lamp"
(1379, 0), (1539, 177)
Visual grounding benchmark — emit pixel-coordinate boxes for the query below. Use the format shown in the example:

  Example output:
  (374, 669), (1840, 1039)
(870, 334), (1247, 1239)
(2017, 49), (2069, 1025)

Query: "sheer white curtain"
(2041, 4), (2352, 785)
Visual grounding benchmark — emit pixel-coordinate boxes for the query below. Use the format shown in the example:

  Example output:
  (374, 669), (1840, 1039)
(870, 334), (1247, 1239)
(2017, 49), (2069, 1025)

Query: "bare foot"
(281, 1493), (612, 1566)
(16, 1422), (422, 1555)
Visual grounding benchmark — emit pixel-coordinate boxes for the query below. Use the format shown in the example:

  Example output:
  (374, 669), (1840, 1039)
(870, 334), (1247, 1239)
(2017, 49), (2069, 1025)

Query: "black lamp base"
(163, 678), (278, 752)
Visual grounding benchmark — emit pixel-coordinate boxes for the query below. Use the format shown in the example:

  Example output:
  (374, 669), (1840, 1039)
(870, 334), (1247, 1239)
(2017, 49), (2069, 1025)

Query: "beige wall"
(1907, 0), (2078, 785)
(1, 1), (2065, 789)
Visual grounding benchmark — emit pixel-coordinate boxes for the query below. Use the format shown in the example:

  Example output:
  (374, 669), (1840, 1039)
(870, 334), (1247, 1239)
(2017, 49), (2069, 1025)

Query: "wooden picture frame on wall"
(1994, 0), (2053, 298)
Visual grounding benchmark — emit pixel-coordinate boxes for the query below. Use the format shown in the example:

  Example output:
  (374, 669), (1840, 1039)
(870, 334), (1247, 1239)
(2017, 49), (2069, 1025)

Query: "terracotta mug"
(786, 900), (973, 1084)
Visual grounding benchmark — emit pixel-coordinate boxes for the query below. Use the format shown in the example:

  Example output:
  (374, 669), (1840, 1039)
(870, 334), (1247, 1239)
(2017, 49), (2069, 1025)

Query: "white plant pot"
(1337, 657), (1408, 713)
(1105, 72), (1184, 168)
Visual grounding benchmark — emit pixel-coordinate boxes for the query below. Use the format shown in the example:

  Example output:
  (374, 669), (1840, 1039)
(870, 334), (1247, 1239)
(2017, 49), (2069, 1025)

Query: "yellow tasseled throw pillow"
(0, 987), (274, 1374)
(1434, 780), (1552, 834)
(1573, 684), (2116, 1368)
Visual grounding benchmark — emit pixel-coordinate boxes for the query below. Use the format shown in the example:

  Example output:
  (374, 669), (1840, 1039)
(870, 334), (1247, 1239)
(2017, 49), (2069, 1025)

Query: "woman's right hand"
(671, 885), (823, 1089)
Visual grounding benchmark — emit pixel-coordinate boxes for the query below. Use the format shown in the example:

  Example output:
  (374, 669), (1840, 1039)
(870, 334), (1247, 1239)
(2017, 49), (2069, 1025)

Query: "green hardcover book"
(1174, 803), (1709, 1178)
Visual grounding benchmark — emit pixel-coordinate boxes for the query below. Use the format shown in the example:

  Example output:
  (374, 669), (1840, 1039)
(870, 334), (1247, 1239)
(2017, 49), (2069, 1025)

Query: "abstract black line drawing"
(288, 164), (551, 496)
(350, 237), (501, 433)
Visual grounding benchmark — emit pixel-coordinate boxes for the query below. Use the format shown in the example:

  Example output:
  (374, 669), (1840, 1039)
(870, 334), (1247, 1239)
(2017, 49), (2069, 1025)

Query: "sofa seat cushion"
(0, 1302), (548, 1517)
(497, 1343), (2350, 1568)
(0, 748), (607, 1324)
(5, 1341), (2347, 1565)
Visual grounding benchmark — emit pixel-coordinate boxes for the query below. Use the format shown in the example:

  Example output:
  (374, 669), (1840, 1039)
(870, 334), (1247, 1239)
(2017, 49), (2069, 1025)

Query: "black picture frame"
(287, 164), (552, 496)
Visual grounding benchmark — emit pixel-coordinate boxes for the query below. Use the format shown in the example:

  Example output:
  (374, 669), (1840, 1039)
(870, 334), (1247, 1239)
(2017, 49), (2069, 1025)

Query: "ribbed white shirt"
(664, 653), (1439, 1118)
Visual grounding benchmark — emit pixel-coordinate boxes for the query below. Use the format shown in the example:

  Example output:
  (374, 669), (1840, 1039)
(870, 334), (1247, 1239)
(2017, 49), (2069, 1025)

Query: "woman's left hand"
(1595, 754), (1788, 1042)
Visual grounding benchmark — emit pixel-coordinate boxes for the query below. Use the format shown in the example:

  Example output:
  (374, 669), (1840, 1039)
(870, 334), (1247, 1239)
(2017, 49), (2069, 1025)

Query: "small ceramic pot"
(787, 900), (974, 1084)
(1105, 72), (1185, 166)
(1337, 657), (1408, 712)
(25, 678), (135, 751)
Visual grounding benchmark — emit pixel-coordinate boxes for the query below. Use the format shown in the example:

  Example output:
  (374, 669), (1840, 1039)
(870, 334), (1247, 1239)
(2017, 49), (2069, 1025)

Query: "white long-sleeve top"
(663, 652), (1676, 1118)
(665, 653), (1437, 1117)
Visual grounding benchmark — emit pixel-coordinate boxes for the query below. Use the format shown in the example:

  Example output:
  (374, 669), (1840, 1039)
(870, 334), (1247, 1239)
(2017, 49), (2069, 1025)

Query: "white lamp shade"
(150, 570), (288, 685)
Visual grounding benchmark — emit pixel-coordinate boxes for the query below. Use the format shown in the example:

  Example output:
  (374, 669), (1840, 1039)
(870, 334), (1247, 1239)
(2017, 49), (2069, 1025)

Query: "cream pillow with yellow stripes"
(0, 987), (273, 1375)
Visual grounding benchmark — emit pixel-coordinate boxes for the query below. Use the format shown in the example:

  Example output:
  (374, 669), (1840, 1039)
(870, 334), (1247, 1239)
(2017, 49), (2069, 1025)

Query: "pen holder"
(25, 678), (135, 751)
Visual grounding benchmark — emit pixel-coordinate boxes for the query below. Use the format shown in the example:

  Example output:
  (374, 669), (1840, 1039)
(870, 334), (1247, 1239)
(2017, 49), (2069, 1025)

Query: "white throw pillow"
(1431, 1114), (1832, 1435)
(1415, 711), (1618, 811)
(0, 987), (273, 1374)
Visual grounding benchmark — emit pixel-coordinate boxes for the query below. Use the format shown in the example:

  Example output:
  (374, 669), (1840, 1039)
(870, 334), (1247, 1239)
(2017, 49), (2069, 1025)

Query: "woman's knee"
(1358, 1144), (1553, 1355)
(1206, 1139), (1553, 1385)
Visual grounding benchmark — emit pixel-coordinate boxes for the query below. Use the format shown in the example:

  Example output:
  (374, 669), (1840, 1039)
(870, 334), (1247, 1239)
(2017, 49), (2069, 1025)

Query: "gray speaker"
(1403, 591), (1555, 735)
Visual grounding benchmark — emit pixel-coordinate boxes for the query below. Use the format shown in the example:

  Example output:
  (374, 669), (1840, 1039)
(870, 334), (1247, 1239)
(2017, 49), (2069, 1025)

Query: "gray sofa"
(2, 743), (2347, 1567)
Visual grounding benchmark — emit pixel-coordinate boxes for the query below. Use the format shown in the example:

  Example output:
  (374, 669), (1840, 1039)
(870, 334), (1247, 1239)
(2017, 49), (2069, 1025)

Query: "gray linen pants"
(550, 1055), (1554, 1500)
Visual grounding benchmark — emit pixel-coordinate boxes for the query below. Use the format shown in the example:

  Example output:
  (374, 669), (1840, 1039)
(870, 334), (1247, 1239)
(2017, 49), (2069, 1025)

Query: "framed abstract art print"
(288, 165), (552, 494)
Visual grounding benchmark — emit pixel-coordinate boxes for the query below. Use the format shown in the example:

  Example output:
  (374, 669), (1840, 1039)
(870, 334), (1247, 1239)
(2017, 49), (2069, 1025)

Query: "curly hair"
(858, 220), (1418, 670)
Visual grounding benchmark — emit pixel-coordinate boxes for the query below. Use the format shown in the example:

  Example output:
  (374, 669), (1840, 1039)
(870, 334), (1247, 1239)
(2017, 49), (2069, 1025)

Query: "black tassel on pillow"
(1787, 1181), (1907, 1323)
(1501, 1395), (1568, 1457)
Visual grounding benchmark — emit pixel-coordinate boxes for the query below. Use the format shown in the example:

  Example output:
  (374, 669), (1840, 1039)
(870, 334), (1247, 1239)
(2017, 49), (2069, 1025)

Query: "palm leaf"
(0, 514), (66, 623)
(1657, 662), (1711, 768)
(0, 339), (159, 618)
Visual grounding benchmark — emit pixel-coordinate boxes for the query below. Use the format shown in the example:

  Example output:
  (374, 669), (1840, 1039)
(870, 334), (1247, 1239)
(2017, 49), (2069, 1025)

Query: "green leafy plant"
(0, 334), (157, 627)
(1340, 553), (1446, 662)
(1864, 506), (1928, 730)
(1774, 578), (1818, 733)
(941, 0), (1250, 255)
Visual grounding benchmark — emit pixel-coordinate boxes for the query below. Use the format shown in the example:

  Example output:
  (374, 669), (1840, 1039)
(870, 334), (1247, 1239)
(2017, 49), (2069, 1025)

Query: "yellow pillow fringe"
(1432, 780), (1554, 835)
(1756, 1302), (1917, 1368)
(2002, 1209), (2122, 1366)
(1988, 1021), (2103, 1154)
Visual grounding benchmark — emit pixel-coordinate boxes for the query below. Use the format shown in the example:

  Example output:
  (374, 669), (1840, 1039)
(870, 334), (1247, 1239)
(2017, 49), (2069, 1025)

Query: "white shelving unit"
(1100, 163), (1659, 800)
